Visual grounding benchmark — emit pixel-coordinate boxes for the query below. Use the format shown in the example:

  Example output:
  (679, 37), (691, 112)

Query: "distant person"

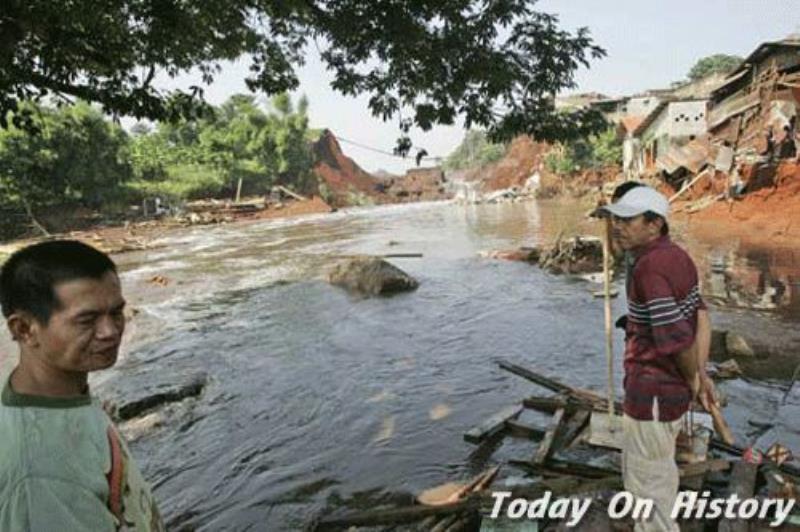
(0, 240), (163, 531)
(763, 126), (775, 162)
(778, 125), (797, 159)
(729, 164), (746, 199)
(598, 187), (713, 532)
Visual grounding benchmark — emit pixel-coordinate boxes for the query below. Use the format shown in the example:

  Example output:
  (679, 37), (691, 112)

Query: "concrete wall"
(667, 100), (708, 137)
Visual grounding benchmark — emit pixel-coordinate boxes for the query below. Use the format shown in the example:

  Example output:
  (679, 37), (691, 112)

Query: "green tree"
(1, 1), (607, 153)
(544, 126), (621, 175)
(444, 130), (506, 171)
(687, 54), (743, 81)
(0, 102), (132, 233)
(590, 127), (622, 166)
(127, 93), (315, 201)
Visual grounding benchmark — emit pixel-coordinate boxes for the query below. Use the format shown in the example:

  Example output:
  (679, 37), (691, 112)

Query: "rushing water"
(27, 200), (800, 531)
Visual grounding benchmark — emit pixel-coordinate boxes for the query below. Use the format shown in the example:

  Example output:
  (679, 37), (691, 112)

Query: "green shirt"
(0, 377), (163, 531)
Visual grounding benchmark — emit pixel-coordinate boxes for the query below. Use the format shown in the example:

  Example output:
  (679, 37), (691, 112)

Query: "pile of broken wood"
(311, 360), (799, 531)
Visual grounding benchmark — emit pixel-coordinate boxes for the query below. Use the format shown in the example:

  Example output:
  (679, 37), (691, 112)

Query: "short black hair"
(0, 240), (117, 323)
(643, 211), (669, 236)
(612, 181), (645, 202)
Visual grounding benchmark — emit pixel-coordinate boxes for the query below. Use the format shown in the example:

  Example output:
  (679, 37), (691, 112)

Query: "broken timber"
(506, 419), (546, 440)
(532, 407), (566, 464)
(463, 405), (522, 444)
(312, 474), (624, 530)
(316, 360), (798, 530)
(499, 359), (623, 414)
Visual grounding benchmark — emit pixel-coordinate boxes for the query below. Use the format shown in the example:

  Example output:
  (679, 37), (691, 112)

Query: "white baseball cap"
(599, 186), (669, 219)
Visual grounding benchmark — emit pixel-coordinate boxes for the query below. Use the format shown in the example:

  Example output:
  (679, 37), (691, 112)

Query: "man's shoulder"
(635, 240), (695, 276)
(0, 399), (111, 487)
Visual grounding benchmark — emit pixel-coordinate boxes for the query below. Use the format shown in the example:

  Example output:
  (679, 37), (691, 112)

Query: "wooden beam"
(274, 185), (307, 201)
(505, 420), (546, 440)
(553, 410), (591, 451)
(679, 459), (731, 478)
(522, 395), (569, 414)
(532, 407), (566, 464)
(501, 361), (623, 413)
(510, 458), (617, 480)
(498, 360), (572, 394)
(312, 475), (624, 530)
(463, 405), (522, 444)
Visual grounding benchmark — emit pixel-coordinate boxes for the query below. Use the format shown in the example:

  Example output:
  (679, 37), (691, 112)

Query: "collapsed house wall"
(667, 100), (708, 138)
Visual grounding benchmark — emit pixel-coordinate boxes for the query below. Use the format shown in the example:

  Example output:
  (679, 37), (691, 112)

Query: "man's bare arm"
(695, 309), (718, 410)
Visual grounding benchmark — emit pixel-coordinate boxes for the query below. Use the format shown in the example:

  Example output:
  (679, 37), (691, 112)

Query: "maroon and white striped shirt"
(624, 235), (705, 421)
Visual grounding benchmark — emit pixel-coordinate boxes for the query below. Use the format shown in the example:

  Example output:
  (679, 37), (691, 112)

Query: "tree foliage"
(0, 93), (316, 237)
(0, 102), (132, 229)
(544, 127), (621, 175)
(687, 54), (743, 81)
(128, 93), (314, 200)
(1, 0), (607, 153)
(444, 130), (506, 171)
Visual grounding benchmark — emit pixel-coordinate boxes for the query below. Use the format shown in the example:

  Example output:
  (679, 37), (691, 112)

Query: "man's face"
(611, 215), (661, 251)
(30, 271), (126, 373)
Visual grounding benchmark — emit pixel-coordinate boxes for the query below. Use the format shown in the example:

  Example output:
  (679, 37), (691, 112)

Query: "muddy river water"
(2, 199), (799, 530)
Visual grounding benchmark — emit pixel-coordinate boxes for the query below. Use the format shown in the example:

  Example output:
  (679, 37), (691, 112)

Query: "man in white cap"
(598, 186), (710, 531)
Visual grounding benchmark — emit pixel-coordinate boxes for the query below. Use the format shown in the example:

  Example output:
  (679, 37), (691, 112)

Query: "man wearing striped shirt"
(599, 186), (705, 532)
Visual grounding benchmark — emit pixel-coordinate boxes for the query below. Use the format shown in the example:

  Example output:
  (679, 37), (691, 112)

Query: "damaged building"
(708, 37), (800, 160)
(618, 36), (800, 190)
(623, 98), (712, 184)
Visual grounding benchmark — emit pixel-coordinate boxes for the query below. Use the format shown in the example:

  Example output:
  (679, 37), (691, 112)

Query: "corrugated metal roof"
(657, 138), (716, 175)
(727, 39), (800, 79)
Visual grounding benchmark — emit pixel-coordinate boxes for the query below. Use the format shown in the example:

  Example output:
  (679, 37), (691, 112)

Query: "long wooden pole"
(603, 218), (615, 422)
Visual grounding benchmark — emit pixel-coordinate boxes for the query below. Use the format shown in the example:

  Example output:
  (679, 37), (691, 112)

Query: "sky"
(150, 1), (799, 174)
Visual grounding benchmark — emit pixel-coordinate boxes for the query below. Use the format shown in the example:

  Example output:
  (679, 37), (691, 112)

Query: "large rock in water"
(329, 256), (419, 296)
(105, 372), (208, 421)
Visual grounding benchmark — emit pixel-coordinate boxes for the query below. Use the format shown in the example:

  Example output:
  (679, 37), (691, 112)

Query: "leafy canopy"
(1, 0), (607, 153)
(128, 93), (315, 200)
(544, 126), (621, 175)
(444, 130), (506, 171)
(687, 54), (743, 81)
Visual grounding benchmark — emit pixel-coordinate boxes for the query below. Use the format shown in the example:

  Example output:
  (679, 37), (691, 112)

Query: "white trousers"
(622, 400), (684, 532)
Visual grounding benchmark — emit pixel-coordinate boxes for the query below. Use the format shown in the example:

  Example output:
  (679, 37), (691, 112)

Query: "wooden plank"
(679, 459), (731, 478)
(505, 420), (546, 440)
(587, 411), (625, 450)
(552, 410), (591, 451)
(532, 407), (566, 464)
(463, 405), (522, 444)
(522, 395), (569, 414)
(510, 458), (617, 480)
(511, 458), (729, 482)
(719, 462), (758, 532)
(500, 360), (623, 413)
(498, 360), (573, 394)
(274, 185), (307, 201)
(313, 475), (625, 530)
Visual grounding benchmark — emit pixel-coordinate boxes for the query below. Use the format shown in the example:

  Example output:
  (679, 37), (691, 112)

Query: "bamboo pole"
(602, 218), (616, 425)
